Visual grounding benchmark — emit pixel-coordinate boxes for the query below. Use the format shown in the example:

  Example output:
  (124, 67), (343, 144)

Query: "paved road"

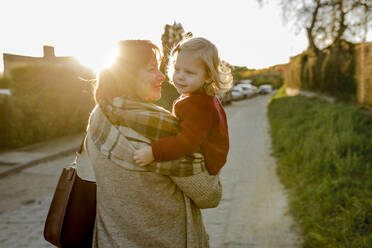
(0, 93), (302, 248)
(0, 154), (93, 247)
(202, 93), (302, 247)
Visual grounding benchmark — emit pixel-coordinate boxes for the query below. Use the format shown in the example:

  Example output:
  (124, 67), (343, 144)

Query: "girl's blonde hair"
(168, 37), (233, 96)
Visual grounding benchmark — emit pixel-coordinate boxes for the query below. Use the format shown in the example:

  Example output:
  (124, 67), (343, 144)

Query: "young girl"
(133, 37), (233, 175)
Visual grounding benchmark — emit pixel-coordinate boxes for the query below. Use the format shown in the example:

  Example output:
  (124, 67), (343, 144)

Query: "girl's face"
(172, 51), (210, 95)
(135, 56), (165, 102)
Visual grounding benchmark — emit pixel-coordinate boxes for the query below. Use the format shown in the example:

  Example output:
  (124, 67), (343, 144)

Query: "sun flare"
(76, 45), (119, 73)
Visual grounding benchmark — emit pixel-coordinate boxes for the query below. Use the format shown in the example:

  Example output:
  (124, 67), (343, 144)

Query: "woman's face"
(135, 57), (165, 102)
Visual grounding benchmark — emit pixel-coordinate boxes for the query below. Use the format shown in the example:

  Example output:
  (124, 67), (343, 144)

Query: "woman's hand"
(133, 146), (155, 166)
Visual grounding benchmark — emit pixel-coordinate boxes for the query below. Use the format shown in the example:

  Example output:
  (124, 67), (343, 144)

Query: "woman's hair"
(168, 37), (233, 96)
(94, 40), (162, 104)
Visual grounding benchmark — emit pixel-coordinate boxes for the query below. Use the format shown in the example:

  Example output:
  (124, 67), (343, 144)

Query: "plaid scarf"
(88, 97), (206, 177)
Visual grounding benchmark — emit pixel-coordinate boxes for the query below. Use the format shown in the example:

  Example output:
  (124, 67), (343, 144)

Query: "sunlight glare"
(76, 45), (119, 73)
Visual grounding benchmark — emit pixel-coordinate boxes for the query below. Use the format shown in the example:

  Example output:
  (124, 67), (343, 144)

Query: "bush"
(155, 80), (179, 111)
(268, 95), (372, 247)
(3, 65), (95, 148)
(230, 65), (250, 81)
(300, 51), (322, 90)
(0, 77), (13, 89)
(251, 74), (283, 89)
(320, 44), (356, 100)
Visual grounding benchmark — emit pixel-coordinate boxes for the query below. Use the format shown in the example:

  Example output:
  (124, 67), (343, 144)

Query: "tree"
(258, 0), (371, 53)
(229, 65), (250, 81)
(258, 0), (371, 98)
(156, 22), (192, 110)
(160, 22), (192, 77)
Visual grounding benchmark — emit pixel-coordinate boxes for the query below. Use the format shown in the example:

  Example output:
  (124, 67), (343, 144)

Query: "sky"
(1, 0), (371, 73)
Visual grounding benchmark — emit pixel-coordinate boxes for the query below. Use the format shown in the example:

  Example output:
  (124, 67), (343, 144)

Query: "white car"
(0, 89), (11, 96)
(233, 84), (258, 98)
(231, 88), (245, 100)
(258, 84), (273, 94)
(239, 83), (258, 91)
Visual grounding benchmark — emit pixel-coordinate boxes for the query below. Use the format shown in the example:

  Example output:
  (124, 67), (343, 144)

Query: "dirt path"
(202, 93), (303, 248)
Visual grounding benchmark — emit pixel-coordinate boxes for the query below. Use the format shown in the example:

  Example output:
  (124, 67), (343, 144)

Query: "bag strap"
(77, 133), (87, 155)
(71, 133), (87, 168)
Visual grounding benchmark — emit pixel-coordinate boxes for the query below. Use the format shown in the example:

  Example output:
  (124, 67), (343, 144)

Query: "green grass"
(267, 85), (287, 106)
(268, 94), (372, 248)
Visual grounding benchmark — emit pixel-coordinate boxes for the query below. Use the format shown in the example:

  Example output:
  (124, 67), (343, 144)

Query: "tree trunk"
(306, 0), (321, 54)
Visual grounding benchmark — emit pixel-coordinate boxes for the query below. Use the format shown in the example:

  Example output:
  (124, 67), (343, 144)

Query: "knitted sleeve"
(171, 171), (222, 209)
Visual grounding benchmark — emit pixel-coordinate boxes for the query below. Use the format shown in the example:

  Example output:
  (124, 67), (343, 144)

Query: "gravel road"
(0, 93), (302, 248)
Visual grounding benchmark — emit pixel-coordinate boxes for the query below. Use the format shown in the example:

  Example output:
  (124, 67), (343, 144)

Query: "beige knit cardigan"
(86, 124), (221, 247)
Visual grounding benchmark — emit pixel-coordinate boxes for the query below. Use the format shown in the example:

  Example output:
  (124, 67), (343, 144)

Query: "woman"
(86, 40), (222, 248)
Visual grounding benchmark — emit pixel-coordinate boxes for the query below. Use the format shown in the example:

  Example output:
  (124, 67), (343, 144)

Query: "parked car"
(231, 88), (245, 100)
(0, 89), (11, 96)
(258, 84), (273, 94)
(218, 91), (232, 105)
(233, 84), (257, 98)
(238, 82), (258, 91)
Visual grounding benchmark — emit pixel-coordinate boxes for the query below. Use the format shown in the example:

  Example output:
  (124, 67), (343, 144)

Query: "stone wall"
(283, 42), (372, 108)
(355, 42), (372, 107)
(283, 54), (302, 90)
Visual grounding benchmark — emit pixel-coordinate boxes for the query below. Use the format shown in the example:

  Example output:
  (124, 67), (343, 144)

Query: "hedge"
(1, 65), (95, 148)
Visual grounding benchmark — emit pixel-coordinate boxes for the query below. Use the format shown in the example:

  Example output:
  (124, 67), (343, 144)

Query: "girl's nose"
(175, 71), (185, 81)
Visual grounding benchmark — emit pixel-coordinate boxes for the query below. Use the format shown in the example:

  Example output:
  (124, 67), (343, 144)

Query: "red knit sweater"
(151, 93), (229, 175)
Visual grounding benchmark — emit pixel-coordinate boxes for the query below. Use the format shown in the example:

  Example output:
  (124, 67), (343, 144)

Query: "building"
(3, 46), (78, 77)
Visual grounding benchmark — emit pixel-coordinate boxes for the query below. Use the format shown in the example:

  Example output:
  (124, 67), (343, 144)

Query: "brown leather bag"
(44, 136), (96, 247)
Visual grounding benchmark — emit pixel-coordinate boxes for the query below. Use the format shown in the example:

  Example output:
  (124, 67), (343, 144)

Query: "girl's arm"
(133, 95), (215, 166)
(133, 104), (213, 165)
(151, 96), (215, 162)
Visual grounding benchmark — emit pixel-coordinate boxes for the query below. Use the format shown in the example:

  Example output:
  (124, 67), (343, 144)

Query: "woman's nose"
(157, 70), (166, 82)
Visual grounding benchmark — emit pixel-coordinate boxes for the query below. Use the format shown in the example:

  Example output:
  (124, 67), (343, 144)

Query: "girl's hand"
(133, 146), (154, 166)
